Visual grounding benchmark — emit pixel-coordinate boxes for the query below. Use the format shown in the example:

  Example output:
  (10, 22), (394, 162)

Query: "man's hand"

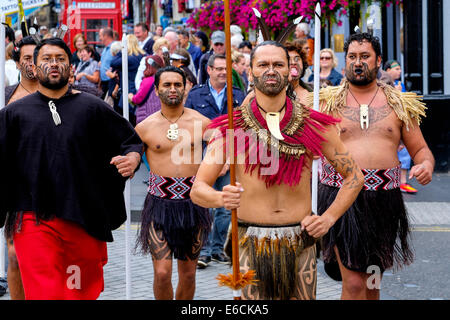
(301, 214), (335, 239)
(409, 161), (433, 185)
(110, 152), (141, 178)
(221, 182), (243, 210)
(75, 72), (84, 81)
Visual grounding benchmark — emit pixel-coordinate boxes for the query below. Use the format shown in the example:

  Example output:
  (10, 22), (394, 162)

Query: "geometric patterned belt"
(148, 172), (195, 200)
(320, 162), (401, 191)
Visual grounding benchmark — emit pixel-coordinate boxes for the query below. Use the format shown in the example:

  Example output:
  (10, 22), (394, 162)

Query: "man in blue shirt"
(99, 28), (115, 99)
(185, 54), (245, 269)
(178, 30), (202, 73)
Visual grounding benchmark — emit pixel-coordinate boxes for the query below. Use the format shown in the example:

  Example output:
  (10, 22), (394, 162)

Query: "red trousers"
(13, 212), (108, 300)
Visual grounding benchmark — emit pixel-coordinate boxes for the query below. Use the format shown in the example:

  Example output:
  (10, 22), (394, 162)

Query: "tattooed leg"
(292, 245), (317, 300)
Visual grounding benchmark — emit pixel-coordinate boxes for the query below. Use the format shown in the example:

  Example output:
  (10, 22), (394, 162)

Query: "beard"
(158, 88), (185, 107)
(36, 63), (70, 90)
(346, 62), (378, 86)
(253, 70), (289, 96)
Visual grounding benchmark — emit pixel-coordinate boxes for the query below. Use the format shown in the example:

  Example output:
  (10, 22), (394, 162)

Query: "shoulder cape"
(306, 78), (427, 130)
(208, 97), (339, 188)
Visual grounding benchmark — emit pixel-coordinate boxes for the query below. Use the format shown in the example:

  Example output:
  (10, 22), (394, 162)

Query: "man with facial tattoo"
(2, 36), (39, 300)
(284, 41), (312, 105)
(190, 41), (364, 300)
(313, 32), (435, 300)
(134, 66), (212, 300)
(0, 38), (143, 299)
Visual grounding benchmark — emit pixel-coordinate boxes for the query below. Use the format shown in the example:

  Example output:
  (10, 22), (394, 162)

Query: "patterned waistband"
(320, 163), (400, 191)
(148, 172), (195, 200)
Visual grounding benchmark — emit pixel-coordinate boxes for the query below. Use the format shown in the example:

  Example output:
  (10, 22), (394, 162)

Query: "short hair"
(135, 23), (149, 32)
(154, 66), (186, 89)
(250, 41), (290, 68)
(284, 41), (308, 78)
(344, 32), (382, 59)
(320, 48), (338, 69)
(173, 48), (191, 66)
(4, 24), (15, 43)
(80, 45), (95, 57)
(177, 30), (190, 39)
(231, 50), (244, 64)
(207, 54), (226, 67)
(33, 37), (72, 65)
(238, 41), (252, 51)
(102, 28), (114, 40)
(6, 42), (14, 60)
(152, 37), (169, 53)
(12, 36), (37, 62)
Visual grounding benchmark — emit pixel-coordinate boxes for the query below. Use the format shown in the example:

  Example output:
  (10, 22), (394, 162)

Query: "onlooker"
(134, 23), (154, 55)
(74, 45), (100, 93)
(170, 48), (197, 96)
(178, 29), (202, 73)
(238, 41), (252, 54)
(5, 43), (19, 86)
(39, 25), (48, 38)
(110, 34), (146, 126)
(135, 38), (169, 91)
(194, 31), (209, 54)
(71, 33), (87, 68)
(185, 54), (245, 269)
(154, 25), (164, 38)
(308, 48), (343, 86)
(295, 23), (314, 66)
(99, 28), (115, 98)
(231, 50), (247, 93)
(197, 31), (226, 85)
(129, 55), (164, 124)
(14, 30), (22, 43)
(384, 60), (416, 194)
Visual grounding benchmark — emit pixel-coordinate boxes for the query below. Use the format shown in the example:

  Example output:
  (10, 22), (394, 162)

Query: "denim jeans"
(200, 172), (231, 257)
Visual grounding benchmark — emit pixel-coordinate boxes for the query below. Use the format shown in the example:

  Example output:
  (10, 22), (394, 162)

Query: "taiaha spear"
(121, 33), (132, 300)
(216, 0), (257, 300)
(0, 17), (6, 280)
(311, 2), (322, 216)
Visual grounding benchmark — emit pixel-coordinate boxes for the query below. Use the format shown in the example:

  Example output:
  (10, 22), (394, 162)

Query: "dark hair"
(238, 41), (252, 51)
(207, 54), (226, 67)
(154, 66), (186, 89)
(12, 36), (37, 62)
(344, 32), (382, 59)
(33, 37), (72, 65)
(384, 59), (400, 71)
(194, 30), (209, 52)
(284, 40), (308, 79)
(178, 30), (190, 39)
(80, 45), (95, 57)
(250, 40), (290, 68)
(135, 23), (149, 32)
(102, 28), (114, 39)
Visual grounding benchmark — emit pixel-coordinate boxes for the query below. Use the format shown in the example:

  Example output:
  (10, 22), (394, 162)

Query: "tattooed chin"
(346, 63), (378, 86)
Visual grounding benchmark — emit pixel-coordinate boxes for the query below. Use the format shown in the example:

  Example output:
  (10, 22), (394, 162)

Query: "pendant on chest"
(359, 104), (369, 130)
(167, 123), (179, 140)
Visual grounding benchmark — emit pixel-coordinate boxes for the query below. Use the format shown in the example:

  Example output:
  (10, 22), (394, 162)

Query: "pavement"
(1, 167), (449, 301)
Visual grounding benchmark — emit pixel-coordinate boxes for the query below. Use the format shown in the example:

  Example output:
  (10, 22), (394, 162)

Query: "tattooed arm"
(301, 124), (364, 238)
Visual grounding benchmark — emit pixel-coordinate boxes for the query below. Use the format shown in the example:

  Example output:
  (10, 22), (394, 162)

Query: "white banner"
(0, 0), (48, 15)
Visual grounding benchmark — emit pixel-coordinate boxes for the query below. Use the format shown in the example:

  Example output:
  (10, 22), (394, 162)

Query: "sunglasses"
(213, 43), (224, 46)
(320, 56), (332, 60)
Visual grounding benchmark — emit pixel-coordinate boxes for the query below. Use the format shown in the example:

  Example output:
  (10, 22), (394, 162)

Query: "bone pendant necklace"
(257, 103), (286, 140)
(160, 110), (184, 141)
(348, 86), (379, 130)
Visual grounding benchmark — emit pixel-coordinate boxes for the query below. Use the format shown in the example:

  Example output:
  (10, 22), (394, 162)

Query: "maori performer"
(284, 40), (312, 105)
(3, 35), (39, 300)
(190, 41), (364, 300)
(135, 66), (211, 300)
(0, 38), (143, 300)
(313, 32), (434, 300)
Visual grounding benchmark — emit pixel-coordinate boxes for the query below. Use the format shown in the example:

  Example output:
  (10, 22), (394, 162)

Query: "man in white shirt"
(134, 23), (154, 55)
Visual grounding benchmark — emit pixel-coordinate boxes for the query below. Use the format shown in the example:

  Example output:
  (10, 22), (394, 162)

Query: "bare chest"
(338, 105), (402, 140)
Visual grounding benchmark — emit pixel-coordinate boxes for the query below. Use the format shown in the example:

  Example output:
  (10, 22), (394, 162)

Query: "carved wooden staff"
(216, 0), (256, 300)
